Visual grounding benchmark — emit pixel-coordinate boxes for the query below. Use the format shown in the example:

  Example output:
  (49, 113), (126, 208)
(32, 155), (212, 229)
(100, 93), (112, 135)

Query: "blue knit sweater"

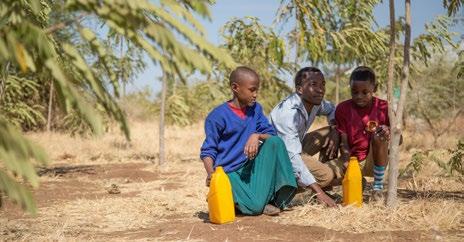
(200, 102), (276, 172)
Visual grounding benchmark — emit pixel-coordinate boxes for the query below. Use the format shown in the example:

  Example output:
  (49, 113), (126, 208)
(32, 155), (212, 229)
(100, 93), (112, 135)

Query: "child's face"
(350, 80), (375, 108)
(297, 72), (325, 106)
(232, 75), (260, 107)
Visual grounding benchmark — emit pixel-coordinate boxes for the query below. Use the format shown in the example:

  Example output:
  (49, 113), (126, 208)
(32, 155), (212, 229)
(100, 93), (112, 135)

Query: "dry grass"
(1, 159), (209, 240)
(276, 198), (463, 233)
(2, 121), (210, 240)
(27, 121), (204, 166)
(1, 119), (464, 240)
(289, 118), (464, 234)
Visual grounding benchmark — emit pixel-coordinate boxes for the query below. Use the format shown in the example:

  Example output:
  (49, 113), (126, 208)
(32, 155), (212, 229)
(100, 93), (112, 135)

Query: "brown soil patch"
(104, 214), (459, 241)
(2, 161), (463, 241)
(38, 163), (159, 182)
(1, 163), (160, 219)
(34, 162), (161, 204)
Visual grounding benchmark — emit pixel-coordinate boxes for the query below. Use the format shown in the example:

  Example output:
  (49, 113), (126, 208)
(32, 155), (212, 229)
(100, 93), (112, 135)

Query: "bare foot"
(263, 204), (280, 216)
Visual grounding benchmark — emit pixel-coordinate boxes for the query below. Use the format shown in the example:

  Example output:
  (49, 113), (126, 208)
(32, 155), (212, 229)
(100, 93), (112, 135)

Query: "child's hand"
(202, 157), (214, 187)
(205, 174), (211, 187)
(324, 127), (340, 159)
(375, 125), (390, 141)
(244, 133), (260, 159)
(316, 192), (337, 208)
(308, 183), (337, 207)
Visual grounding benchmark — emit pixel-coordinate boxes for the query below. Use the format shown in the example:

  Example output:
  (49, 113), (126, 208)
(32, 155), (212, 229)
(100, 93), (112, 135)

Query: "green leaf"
(0, 170), (37, 214)
(161, 0), (207, 35)
(79, 27), (120, 97)
(45, 59), (104, 135)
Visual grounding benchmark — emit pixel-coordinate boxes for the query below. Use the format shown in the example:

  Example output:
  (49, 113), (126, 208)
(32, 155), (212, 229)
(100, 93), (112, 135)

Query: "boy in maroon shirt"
(336, 66), (390, 200)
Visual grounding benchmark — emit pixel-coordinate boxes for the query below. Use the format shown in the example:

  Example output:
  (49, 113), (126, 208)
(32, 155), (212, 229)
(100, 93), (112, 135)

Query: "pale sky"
(129, 0), (463, 95)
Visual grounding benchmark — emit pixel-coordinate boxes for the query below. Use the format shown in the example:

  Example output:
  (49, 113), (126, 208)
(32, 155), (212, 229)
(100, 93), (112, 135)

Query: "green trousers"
(227, 136), (297, 215)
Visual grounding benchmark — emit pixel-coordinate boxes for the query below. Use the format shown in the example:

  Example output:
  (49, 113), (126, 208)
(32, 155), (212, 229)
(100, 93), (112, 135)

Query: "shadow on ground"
(398, 189), (464, 201)
(37, 165), (97, 177)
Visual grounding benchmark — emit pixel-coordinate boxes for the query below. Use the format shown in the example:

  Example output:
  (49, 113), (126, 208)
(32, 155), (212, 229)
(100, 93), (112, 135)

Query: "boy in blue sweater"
(200, 66), (297, 216)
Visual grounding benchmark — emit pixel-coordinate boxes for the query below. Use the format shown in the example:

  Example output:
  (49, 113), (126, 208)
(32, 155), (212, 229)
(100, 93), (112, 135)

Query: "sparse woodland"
(0, 0), (463, 240)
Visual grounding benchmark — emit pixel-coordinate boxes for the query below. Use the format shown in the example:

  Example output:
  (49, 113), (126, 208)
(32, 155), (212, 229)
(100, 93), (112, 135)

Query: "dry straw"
(1, 120), (463, 240)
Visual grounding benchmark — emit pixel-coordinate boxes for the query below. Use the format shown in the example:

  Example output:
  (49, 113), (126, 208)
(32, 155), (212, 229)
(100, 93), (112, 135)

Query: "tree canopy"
(0, 0), (234, 213)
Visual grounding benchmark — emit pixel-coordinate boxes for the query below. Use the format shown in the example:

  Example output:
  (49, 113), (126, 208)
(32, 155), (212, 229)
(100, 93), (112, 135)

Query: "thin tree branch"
(46, 80), (54, 132)
(443, 108), (464, 134)
(421, 110), (439, 138)
(45, 14), (88, 35)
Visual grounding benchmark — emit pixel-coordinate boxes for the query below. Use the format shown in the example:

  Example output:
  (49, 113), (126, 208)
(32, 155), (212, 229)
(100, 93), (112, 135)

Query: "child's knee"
(264, 136), (285, 148)
(316, 168), (335, 188)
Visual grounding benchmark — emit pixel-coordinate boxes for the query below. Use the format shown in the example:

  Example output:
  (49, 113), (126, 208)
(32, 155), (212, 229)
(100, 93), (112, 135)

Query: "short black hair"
(294, 67), (323, 88)
(350, 66), (376, 86)
(229, 66), (259, 86)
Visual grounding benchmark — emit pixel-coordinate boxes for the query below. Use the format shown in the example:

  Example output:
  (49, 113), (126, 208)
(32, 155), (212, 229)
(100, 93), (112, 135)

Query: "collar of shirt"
(287, 93), (321, 126)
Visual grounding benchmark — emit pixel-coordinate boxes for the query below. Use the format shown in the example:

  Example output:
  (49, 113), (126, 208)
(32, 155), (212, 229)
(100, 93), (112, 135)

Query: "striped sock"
(373, 165), (385, 191)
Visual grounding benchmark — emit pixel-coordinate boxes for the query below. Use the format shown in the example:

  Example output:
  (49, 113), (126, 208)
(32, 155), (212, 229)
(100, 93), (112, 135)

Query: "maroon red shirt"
(335, 97), (390, 161)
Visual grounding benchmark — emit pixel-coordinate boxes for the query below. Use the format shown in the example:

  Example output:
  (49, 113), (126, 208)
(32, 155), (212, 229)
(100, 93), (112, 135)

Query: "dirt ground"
(1, 161), (463, 241)
(1, 121), (463, 241)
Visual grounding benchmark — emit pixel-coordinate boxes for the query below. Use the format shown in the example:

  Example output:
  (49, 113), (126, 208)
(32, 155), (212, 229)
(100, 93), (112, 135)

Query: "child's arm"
(200, 117), (222, 186)
(335, 106), (350, 166)
(340, 133), (351, 167)
(317, 100), (339, 159)
(202, 157), (215, 187)
(324, 125), (340, 160)
(247, 103), (275, 159)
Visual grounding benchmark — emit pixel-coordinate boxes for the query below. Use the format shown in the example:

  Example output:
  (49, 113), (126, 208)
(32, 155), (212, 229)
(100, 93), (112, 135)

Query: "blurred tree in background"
(218, 17), (294, 113)
(275, 0), (457, 105)
(0, 0), (234, 212)
(277, 0), (387, 104)
(159, 17), (294, 127)
(407, 54), (464, 145)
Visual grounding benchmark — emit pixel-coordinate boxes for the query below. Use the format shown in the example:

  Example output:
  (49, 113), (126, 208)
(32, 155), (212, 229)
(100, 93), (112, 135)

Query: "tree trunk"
(121, 41), (126, 98)
(453, 79), (457, 132)
(0, 63), (10, 104)
(0, 77), (4, 102)
(294, 9), (300, 72)
(46, 80), (54, 132)
(159, 73), (168, 165)
(386, 0), (397, 207)
(335, 65), (341, 104)
(397, 0), (411, 140)
(387, 0), (411, 208)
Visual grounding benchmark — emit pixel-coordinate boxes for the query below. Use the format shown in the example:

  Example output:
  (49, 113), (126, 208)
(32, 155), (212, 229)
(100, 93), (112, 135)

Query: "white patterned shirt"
(269, 93), (335, 187)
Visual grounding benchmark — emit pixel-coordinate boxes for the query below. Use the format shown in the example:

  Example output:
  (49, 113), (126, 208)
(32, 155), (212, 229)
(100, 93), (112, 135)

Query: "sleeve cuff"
(296, 168), (317, 187)
(200, 153), (216, 161)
